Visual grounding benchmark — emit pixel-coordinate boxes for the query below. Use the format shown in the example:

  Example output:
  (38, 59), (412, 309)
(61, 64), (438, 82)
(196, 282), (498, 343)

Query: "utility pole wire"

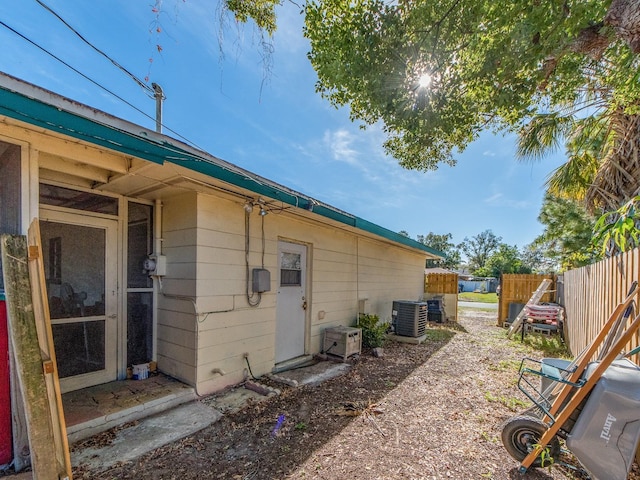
(0, 20), (203, 150)
(34, 0), (155, 95)
(0, 20), (152, 118)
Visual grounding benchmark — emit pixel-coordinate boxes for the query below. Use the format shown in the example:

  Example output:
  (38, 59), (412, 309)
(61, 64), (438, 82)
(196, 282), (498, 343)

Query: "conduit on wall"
(245, 202), (266, 307)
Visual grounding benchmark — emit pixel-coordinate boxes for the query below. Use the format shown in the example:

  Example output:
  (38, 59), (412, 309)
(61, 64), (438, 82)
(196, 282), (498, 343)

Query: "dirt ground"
(71, 309), (640, 479)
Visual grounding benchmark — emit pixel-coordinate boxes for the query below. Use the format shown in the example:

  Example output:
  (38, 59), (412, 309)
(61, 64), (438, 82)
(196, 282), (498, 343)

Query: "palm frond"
(516, 113), (573, 162)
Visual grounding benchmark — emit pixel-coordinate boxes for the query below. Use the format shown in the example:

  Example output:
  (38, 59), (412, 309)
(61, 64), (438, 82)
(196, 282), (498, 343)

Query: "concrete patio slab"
(72, 401), (221, 471)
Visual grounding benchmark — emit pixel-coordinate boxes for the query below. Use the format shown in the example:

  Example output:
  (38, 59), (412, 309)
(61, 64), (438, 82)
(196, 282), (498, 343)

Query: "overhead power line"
(0, 20), (203, 150)
(0, 20), (151, 118)
(34, 0), (154, 95)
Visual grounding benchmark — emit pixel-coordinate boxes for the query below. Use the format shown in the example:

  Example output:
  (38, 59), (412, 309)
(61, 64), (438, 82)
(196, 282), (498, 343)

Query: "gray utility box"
(252, 268), (271, 292)
(323, 326), (362, 361)
(566, 359), (640, 480)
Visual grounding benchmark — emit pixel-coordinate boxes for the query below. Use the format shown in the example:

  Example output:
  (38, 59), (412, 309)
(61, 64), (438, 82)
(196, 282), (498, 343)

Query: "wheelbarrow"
(501, 282), (640, 480)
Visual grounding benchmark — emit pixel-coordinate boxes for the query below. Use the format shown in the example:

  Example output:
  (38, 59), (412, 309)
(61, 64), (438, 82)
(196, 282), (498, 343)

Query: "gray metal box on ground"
(566, 359), (640, 480)
(323, 326), (362, 361)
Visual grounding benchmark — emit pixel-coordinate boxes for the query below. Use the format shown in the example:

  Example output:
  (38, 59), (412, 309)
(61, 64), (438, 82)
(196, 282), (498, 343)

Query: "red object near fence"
(0, 298), (11, 465)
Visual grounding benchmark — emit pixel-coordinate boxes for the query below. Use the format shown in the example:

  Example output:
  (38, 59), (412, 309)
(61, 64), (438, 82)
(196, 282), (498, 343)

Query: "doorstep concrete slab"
(268, 361), (351, 387)
(204, 383), (277, 414)
(65, 377), (197, 443)
(72, 401), (221, 471)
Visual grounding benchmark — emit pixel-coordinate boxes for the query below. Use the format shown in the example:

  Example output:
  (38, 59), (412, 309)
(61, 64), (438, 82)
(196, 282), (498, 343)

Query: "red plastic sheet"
(0, 299), (11, 465)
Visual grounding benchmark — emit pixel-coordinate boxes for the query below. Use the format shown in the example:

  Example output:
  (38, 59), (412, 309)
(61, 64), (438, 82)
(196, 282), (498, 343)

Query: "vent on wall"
(392, 300), (428, 337)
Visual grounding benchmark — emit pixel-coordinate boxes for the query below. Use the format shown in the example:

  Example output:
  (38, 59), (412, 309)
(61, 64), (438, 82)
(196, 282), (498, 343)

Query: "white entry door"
(40, 209), (118, 392)
(275, 241), (307, 363)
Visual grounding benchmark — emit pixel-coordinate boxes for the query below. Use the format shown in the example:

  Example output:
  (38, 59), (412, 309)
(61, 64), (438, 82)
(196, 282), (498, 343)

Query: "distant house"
(0, 72), (443, 405)
(459, 277), (499, 293)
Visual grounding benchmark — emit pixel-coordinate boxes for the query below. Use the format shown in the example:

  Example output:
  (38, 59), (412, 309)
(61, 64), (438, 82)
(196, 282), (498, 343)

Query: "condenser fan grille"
(392, 301), (428, 337)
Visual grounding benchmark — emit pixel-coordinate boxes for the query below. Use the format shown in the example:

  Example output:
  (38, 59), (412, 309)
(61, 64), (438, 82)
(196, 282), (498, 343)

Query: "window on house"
(280, 252), (302, 286)
(127, 202), (154, 366)
(39, 183), (118, 215)
(127, 203), (153, 289)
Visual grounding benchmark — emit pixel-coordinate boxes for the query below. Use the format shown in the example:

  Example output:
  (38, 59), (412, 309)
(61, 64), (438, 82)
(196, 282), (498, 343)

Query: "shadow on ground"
(72, 324), (459, 479)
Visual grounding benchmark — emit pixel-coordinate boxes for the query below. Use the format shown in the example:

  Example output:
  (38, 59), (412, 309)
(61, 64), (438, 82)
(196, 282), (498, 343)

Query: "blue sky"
(0, 0), (566, 249)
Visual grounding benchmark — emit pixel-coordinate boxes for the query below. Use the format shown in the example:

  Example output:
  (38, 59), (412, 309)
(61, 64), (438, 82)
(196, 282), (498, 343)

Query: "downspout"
(153, 199), (162, 364)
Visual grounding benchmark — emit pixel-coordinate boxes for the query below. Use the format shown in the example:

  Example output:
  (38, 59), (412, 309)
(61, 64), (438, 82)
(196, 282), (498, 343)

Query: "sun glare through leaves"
(418, 73), (432, 89)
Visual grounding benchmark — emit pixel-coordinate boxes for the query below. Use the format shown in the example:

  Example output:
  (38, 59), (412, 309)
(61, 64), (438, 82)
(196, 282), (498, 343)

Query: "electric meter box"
(146, 254), (167, 276)
(252, 268), (271, 293)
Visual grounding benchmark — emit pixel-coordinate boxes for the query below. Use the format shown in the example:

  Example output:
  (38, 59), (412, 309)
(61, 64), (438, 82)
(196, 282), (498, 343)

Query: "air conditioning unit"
(392, 300), (428, 337)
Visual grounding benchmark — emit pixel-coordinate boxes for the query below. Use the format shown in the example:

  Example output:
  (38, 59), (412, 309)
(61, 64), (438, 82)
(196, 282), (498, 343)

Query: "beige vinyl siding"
(193, 194), (277, 394)
(189, 192), (427, 395)
(308, 237), (358, 354)
(156, 192), (198, 385)
(0, 108), (431, 400)
(357, 237), (426, 319)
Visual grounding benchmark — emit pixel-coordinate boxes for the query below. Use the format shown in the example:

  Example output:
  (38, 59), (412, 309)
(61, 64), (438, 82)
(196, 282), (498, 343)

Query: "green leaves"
(458, 230), (502, 273)
(533, 194), (600, 270)
(418, 232), (461, 269)
(303, 0), (640, 171)
(593, 196), (640, 256)
(358, 313), (390, 348)
(225, 0), (280, 34)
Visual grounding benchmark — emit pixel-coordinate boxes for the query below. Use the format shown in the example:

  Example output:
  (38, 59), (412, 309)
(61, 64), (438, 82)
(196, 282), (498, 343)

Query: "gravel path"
(286, 309), (576, 480)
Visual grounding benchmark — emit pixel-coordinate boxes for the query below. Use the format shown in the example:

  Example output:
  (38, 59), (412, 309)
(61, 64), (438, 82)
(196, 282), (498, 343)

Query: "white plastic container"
(132, 363), (149, 380)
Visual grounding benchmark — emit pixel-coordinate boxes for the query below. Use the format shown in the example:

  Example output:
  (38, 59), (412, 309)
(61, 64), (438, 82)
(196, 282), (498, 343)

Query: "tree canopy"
(458, 229), (501, 273)
(475, 243), (531, 278)
(532, 194), (601, 270)
(417, 232), (461, 269)
(224, 0), (280, 34)
(303, 0), (640, 175)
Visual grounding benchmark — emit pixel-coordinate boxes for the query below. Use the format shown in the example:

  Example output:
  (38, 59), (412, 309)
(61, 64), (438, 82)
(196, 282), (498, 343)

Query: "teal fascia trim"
(0, 83), (443, 258)
(174, 154), (442, 256)
(0, 291), (4, 301)
(353, 217), (442, 256)
(0, 88), (168, 165)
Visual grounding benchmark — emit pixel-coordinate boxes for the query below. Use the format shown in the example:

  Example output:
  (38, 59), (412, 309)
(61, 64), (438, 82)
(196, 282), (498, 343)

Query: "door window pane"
(52, 321), (105, 378)
(280, 252), (301, 286)
(41, 222), (106, 319)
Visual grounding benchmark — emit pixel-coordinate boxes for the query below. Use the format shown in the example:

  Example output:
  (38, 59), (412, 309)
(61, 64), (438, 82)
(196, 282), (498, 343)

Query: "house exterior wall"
(357, 237), (427, 321)
(189, 193), (427, 396)
(0, 114), (430, 398)
(192, 193), (276, 394)
(156, 192), (198, 386)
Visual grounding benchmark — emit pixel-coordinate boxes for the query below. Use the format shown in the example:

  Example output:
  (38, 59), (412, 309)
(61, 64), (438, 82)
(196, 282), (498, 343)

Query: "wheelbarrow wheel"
(501, 415), (560, 468)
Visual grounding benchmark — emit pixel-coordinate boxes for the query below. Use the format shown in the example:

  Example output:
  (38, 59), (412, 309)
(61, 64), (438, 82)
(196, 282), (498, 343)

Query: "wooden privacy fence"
(424, 272), (458, 322)
(498, 274), (556, 326)
(424, 273), (459, 294)
(563, 248), (640, 359)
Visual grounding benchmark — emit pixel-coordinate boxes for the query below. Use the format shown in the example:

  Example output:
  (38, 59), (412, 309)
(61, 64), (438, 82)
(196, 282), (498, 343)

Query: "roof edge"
(0, 72), (444, 258)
